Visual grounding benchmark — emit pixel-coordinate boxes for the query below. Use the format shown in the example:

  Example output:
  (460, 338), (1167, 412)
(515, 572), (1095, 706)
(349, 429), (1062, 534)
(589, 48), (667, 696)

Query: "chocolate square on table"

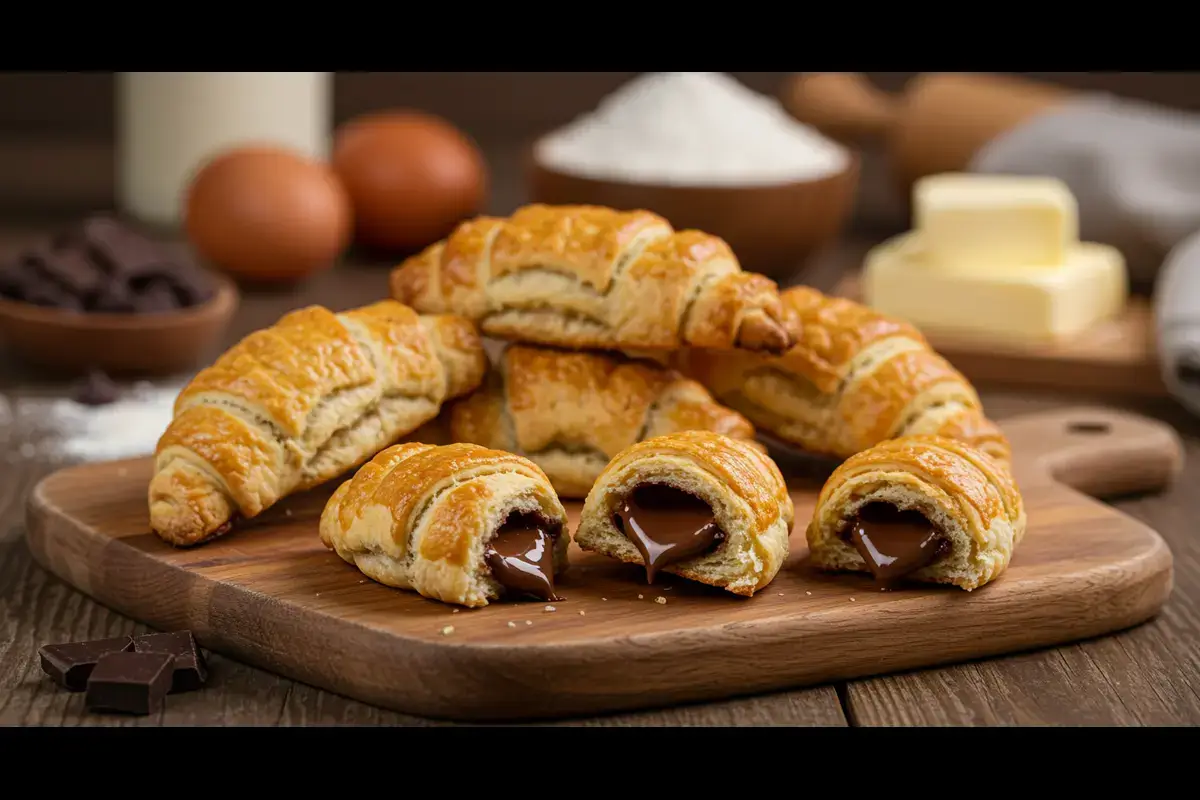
(38, 636), (134, 692)
(134, 630), (208, 693)
(84, 651), (175, 715)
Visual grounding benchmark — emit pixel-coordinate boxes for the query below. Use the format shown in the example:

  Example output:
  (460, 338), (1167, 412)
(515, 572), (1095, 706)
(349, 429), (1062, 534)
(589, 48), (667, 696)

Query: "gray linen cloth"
(970, 93), (1200, 414)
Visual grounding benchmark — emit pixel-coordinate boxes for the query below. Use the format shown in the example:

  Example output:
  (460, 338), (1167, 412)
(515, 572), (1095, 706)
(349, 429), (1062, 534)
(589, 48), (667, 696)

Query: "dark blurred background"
(5, 72), (1200, 142)
(1, 71), (1198, 236)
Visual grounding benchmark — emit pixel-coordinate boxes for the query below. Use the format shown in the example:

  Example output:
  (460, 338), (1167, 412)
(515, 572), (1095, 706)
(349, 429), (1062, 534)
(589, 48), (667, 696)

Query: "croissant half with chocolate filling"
(319, 442), (570, 608)
(390, 203), (793, 354)
(449, 344), (758, 498)
(575, 431), (794, 596)
(807, 435), (1026, 591)
(676, 286), (1011, 463)
(149, 300), (487, 547)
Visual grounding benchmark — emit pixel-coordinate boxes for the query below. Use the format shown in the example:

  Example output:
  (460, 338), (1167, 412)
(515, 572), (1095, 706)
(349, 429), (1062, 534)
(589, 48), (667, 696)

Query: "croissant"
(448, 344), (758, 498)
(149, 300), (487, 547)
(677, 285), (1011, 463)
(319, 442), (570, 608)
(575, 431), (794, 597)
(390, 203), (793, 354)
(807, 435), (1026, 591)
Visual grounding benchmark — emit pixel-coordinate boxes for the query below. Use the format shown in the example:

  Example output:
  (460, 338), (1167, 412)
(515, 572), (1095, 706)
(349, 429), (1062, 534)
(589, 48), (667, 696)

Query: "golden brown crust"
(319, 441), (569, 608)
(574, 431), (794, 597)
(806, 434), (1026, 591)
(448, 345), (756, 497)
(389, 203), (792, 354)
(678, 285), (1011, 463)
(149, 300), (487, 548)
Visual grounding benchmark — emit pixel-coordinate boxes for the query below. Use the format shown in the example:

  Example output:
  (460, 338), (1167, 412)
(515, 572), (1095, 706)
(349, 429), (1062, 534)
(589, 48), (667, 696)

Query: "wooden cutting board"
(834, 273), (1167, 397)
(25, 406), (1181, 722)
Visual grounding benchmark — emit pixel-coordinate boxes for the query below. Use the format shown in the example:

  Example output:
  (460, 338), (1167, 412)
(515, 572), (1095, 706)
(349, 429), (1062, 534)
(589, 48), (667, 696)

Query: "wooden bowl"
(526, 147), (860, 282)
(0, 272), (239, 376)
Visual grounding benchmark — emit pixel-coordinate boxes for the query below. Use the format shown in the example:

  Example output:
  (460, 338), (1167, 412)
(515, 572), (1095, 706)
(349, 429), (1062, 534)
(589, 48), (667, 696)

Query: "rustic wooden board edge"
(23, 463), (1175, 723)
(832, 274), (1169, 398)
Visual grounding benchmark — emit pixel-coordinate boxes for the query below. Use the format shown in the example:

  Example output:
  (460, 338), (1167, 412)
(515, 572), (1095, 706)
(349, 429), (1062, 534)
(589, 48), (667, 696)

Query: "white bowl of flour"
(529, 72), (859, 278)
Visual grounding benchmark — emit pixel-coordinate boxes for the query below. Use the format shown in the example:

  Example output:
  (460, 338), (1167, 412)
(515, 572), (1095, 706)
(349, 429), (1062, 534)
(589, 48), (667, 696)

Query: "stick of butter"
(915, 173), (1079, 272)
(863, 233), (1128, 345)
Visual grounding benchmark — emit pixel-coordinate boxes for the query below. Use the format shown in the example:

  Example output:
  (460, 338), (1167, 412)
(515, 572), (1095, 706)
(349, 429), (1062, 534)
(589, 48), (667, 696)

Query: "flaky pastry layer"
(149, 300), (487, 547)
(390, 203), (792, 354)
(677, 286), (1011, 463)
(807, 435), (1026, 591)
(448, 344), (757, 498)
(319, 442), (569, 608)
(575, 430), (794, 596)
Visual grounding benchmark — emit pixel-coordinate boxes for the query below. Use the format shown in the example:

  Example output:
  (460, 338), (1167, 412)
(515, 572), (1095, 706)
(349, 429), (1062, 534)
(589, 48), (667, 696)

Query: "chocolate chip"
(73, 368), (120, 406)
(0, 214), (216, 316)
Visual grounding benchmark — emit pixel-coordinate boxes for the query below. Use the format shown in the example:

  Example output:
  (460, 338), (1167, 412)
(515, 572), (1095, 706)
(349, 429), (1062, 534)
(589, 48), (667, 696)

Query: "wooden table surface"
(2, 146), (1199, 727)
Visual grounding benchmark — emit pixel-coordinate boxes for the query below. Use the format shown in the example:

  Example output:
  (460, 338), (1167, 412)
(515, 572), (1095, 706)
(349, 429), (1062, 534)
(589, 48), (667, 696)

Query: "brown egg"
(184, 146), (353, 283)
(332, 111), (488, 253)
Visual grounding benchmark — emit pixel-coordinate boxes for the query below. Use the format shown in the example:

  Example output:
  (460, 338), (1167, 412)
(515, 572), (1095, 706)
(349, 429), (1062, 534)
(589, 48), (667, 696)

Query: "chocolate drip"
(484, 513), (561, 602)
(841, 503), (951, 585)
(612, 484), (726, 583)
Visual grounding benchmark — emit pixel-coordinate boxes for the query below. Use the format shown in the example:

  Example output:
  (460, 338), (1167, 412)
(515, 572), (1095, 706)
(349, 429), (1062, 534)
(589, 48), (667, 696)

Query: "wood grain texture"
(834, 273), (1166, 398)
(23, 406), (1179, 722)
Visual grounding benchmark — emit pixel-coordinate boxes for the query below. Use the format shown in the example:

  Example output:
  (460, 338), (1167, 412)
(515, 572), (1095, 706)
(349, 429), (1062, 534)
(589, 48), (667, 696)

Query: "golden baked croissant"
(390, 203), (793, 354)
(677, 285), (1011, 463)
(575, 431), (794, 597)
(319, 442), (570, 608)
(149, 300), (487, 547)
(448, 344), (757, 498)
(807, 435), (1026, 591)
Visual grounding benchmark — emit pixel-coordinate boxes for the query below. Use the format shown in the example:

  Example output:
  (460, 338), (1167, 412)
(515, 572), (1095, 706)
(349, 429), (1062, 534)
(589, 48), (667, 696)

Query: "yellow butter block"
(863, 232), (1128, 345)
(914, 173), (1079, 272)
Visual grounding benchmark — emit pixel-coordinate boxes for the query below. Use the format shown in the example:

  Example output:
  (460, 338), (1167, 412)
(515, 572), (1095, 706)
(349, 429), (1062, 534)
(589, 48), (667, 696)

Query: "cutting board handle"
(1005, 406), (1185, 498)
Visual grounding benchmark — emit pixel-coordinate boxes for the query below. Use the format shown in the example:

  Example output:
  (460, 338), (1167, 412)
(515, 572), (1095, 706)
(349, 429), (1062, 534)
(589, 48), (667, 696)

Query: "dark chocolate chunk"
(39, 636), (133, 691)
(29, 247), (105, 296)
(22, 279), (82, 310)
(90, 283), (138, 313)
(133, 630), (208, 693)
(73, 368), (120, 406)
(85, 651), (175, 715)
(0, 214), (216, 317)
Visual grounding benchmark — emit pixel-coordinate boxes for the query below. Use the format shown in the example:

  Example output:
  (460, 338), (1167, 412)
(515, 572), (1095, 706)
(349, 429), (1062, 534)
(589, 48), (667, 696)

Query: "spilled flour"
(0, 379), (187, 464)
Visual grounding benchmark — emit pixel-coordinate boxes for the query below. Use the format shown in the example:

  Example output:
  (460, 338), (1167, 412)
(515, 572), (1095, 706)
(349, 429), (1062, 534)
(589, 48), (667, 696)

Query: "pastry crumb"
(544, 605), (557, 613)
(441, 626), (455, 636)
(525, 620), (533, 626)
(806, 591), (812, 596)
(452, 609), (460, 613)
(777, 592), (784, 596)
(849, 597), (856, 602)
(507, 621), (516, 628)
(578, 610), (586, 616)
(655, 596), (667, 605)
(602, 597), (608, 601)
(358, 579), (366, 584)
(637, 594), (644, 599)
(315, 592), (321, 597)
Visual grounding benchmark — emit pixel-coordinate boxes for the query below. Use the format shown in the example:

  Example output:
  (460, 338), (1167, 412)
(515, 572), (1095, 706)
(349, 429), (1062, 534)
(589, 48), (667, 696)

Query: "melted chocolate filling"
(612, 484), (726, 584)
(484, 512), (562, 602)
(839, 502), (951, 586)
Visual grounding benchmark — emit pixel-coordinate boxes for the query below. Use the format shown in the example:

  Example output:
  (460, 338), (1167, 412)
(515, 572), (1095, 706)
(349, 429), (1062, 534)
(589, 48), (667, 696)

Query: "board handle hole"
(1066, 421), (1111, 435)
